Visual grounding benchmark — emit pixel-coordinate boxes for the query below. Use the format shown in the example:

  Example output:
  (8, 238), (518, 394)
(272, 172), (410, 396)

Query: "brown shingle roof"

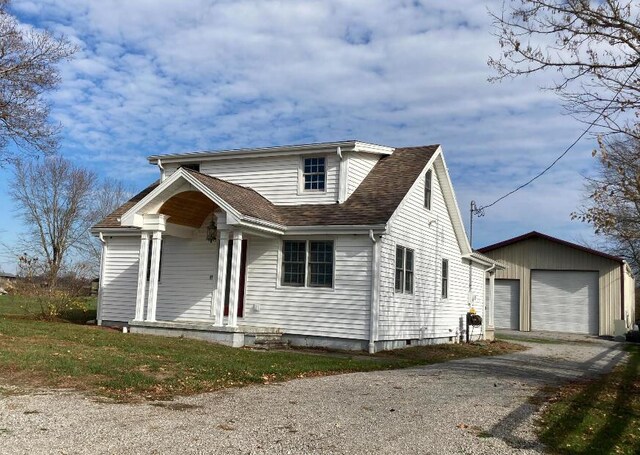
(93, 145), (439, 230)
(279, 145), (438, 226)
(93, 182), (159, 229)
(184, 169), (285, 225)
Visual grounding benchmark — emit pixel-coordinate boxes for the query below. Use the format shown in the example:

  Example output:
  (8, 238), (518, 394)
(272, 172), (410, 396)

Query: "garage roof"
(478, 231), (624, 264)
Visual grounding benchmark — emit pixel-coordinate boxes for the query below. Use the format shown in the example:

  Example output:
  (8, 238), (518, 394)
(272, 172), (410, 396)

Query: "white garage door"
(493, 279), (519, 329)
(531, 270), (599, 334)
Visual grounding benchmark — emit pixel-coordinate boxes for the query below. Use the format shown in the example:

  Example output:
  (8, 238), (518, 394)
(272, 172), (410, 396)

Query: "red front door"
(224, 239), (247, 318)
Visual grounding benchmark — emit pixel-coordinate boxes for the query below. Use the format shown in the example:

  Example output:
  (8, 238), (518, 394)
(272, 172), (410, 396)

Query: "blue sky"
(0, 0), (610, 272)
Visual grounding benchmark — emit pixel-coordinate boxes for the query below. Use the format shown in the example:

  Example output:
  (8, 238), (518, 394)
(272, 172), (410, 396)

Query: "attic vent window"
(181, 163), (200, 172)
(425, 169), (432, 210)
(303, 157), (326, 191)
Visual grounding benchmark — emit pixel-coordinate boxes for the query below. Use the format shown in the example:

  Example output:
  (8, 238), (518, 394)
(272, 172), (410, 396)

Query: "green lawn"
(538, 345), (640, 455)
(0, 295), (524, 401)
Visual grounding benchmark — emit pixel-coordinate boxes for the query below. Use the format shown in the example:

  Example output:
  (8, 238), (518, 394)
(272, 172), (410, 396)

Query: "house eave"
(91, 227), (140, 236)
(284, 224), (388, 235)
(463, 252), (505, 269)
(148, 140), (395, 164)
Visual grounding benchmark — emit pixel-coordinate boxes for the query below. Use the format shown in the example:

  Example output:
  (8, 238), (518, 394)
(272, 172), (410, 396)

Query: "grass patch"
(0, 295), (96, 323)
(538, 345), (640, 455)
(0, 295), (524, 401)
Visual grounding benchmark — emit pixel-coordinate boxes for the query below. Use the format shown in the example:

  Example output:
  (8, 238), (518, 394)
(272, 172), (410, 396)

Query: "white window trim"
(394, 245), (414, 295)
(278, 237), (336, 290)
(298, 155), (328, 194)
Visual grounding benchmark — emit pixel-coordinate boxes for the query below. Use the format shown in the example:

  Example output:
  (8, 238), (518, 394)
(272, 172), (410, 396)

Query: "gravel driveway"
(0, 339), (628, 455)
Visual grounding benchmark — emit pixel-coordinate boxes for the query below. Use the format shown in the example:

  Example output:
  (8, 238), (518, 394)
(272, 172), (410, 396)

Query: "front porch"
(113, 167), (286, 347)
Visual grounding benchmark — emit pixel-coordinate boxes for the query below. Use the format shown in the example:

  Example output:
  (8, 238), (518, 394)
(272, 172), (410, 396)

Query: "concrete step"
(245, 332), (289, 349)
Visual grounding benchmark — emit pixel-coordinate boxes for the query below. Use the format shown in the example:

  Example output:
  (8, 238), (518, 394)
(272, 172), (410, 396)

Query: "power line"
(474, 65), (639, 215)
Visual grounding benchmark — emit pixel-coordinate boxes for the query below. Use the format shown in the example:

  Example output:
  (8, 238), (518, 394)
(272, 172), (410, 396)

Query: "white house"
(93, 141), (499, 352)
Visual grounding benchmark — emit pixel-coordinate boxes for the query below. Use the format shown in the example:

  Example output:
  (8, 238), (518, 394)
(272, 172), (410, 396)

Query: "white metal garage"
(494, 279), (519, 330)
(531, 270), (599, 334)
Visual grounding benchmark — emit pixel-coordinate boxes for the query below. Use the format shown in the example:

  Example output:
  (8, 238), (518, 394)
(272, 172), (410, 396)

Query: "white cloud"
(0, 0), (620, 271)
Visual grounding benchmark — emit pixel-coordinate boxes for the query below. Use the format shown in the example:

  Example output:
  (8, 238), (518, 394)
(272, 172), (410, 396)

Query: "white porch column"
(146, 231), (162, 322)
(213, 230), (230, 326)
(226, 230), (243, 327)
(134, 232), (150, 321)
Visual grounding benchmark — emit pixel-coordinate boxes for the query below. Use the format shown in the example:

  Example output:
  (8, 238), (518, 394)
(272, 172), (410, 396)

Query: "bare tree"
(0, 0), (76, 162)
(10, 156), (95, 286)
(489, 0), (640, 136)
(572, 135), (640, 272)
(80, 178), (131, 275)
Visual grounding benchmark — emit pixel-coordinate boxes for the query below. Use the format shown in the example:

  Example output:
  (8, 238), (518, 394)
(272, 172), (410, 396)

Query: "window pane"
(405, 270), (413, 293)
(405, 249), (413, 272)
(309, 241), (333, 287)
(282, 240), (306, 286)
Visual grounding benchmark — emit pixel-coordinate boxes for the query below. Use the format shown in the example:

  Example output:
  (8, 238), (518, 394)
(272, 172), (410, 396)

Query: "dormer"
(148, 141), (394, 206)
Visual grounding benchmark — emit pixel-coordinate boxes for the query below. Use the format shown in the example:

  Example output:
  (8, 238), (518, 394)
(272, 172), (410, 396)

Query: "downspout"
(620, 262), (625, 321)
(368, 229), (381, 354)
(483, 262), (498, 341)
(97, 232), (107, 326)
(157, 158), (165, 182)
(337, 146), (348, 203)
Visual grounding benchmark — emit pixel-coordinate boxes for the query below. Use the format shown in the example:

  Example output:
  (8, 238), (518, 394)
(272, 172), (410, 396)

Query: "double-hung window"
(395, 246), (414, 294)
(303, 157), (326, 191)
(282, 240), (334, 287)
(282, 240), (306, 286)
(441, 258), (449, 298)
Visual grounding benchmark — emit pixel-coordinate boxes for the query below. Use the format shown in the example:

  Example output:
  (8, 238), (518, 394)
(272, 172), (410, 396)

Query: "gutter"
(368, 229), (381, 354)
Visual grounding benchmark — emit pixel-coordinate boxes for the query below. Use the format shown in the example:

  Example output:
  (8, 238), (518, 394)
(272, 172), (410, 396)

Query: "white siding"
(240, 235), (372, 340)
(346, 152), (379, 198)
(101, 236), (140, 322)
(155, 234), (217, 322)
(165, 154), (340, 205)
(378, 163), (482, 341)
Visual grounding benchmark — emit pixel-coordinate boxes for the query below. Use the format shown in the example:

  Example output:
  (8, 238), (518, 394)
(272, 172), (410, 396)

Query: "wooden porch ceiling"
(159, 191), (217, 228)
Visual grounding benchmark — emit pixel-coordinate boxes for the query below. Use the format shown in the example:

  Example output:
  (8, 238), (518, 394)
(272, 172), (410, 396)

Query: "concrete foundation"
(129, 320), (245, 347)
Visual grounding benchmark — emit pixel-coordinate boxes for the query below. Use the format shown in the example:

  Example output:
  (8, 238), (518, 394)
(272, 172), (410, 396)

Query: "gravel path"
(0, 339), (628, 455)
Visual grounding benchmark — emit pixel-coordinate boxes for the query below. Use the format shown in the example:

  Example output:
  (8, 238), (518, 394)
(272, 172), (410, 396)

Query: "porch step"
(245, 331), (289, 350)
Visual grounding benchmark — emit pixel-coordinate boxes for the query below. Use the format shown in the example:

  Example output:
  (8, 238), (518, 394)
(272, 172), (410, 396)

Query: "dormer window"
(181, 163), (200, 172)
(303, 157), (326, 191)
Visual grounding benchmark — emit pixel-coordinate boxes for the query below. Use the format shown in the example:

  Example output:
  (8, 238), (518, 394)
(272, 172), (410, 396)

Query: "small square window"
(303, 157), (326, 191)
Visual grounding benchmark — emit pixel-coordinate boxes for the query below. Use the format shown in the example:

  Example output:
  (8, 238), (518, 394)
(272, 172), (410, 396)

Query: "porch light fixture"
(206, 218), (217, 243)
